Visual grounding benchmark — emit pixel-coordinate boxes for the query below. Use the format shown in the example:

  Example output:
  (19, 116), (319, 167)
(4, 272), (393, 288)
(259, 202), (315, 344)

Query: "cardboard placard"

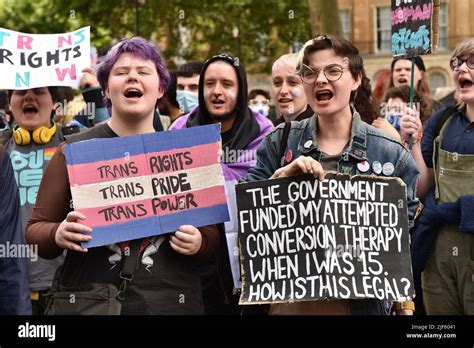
(237, 173), (414, 304)
(0, 27), (90, 89)
(391, 0), (437, 58)
(65, 124), (229, 248)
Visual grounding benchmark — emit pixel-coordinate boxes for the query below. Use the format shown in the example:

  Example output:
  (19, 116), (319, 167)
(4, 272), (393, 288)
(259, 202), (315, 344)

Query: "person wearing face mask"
(176, 61), (204, 115)
(248, 89), (271, 118)
(171, 54), (274, 315)
(271, 53), (313, 126)
(243, 34), (420, 316)
(400, 38), (474, 315)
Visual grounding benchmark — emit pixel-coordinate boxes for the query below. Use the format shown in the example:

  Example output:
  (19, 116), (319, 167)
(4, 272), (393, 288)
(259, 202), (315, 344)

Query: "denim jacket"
(243, 111), (420, 227)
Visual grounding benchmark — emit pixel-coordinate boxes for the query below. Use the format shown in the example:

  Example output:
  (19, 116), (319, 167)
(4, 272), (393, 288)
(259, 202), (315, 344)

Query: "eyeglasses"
(299, 63), (346, 84)
(249, 99), (269, 106)
(449, 56), (474, 71)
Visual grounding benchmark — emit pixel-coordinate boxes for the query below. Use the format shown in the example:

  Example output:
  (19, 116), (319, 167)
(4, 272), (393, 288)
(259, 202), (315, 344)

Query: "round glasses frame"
(449, 57), (474, 71)
(299, 63), (346, 84)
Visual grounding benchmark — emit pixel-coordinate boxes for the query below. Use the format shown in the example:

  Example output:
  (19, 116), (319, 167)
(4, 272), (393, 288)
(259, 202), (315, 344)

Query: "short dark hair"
(164, 71), (179, 108)
(248, 89), (271, 101)
(177, 61), (204, 78)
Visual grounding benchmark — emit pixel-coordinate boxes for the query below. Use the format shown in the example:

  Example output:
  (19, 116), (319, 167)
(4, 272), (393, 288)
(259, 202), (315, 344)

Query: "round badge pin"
(382, 162), (395, 176)
(285, 149), (293, 163)
(357, 160), (370, 173)
(372, 161), (382, 175)
(304, 140), (313, 149)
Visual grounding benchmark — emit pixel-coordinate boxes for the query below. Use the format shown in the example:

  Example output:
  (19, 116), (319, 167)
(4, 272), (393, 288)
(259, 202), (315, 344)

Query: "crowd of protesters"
(1, 28), (473, 316)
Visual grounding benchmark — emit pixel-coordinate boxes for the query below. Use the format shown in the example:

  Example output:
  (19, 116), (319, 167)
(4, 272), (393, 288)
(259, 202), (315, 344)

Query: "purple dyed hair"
(96, 37), (170, 110)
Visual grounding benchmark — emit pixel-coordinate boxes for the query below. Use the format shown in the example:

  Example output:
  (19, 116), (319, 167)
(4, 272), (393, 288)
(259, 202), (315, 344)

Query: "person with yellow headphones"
(1, 86), (67, 315)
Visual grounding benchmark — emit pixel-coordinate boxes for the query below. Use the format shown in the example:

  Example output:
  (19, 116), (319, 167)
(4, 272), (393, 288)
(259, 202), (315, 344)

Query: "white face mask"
(249, 100), (270, 117)
(176, 90), (199, 114)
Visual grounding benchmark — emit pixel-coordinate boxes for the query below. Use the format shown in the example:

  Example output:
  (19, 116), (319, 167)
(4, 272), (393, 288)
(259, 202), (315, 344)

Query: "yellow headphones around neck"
(13, 122), (57, 145)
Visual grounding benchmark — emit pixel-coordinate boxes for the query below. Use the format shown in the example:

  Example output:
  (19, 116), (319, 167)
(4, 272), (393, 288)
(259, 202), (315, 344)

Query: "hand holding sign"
(271, 155), (325, 181)
(55, 211), (93, 253)
(170, 225), (203, 256)
(400, 106), (422, 143)
(79, 67), (99, 90)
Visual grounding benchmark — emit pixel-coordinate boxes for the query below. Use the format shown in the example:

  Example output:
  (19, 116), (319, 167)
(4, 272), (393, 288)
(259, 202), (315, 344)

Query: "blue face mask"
(176, 90), (199, 114)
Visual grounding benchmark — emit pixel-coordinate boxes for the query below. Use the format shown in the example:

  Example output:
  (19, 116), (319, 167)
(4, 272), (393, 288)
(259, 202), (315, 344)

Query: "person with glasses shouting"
(400, 38), (474, 315)
(243, 34), (420, 315)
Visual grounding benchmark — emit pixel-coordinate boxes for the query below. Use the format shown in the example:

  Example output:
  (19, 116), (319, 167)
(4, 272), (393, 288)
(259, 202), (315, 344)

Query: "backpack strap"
(279, 122), (292, 166)
(117, 239), (142, 301)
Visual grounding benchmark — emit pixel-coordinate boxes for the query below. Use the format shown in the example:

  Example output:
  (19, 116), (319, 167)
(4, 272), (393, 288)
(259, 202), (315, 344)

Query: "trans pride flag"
(65, 124), (229, 248)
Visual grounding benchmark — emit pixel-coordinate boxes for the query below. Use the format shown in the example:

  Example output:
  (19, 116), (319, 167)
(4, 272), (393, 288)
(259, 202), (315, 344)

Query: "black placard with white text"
(236, 173), (415, 305)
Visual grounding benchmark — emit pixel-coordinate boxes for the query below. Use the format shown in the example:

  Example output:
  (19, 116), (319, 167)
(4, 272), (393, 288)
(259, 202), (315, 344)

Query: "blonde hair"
(272, 53), (299, 75)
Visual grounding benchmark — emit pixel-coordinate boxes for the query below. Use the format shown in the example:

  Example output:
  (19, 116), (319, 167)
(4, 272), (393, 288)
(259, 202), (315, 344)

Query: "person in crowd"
(0, 90), (12, 130)
(0, 143), (32, 315)
(372, 69), (391, 104)
(26, 37), (219, 314)
(171, 53), (274, 314)
(176, 61), (204, 115)
(248, 89), (271, 118)
(271, 53), (313, 126)
(243, 34), (419, 315)
(401, 38), (474, 315)
(158, 71), (181, 129)
(387, 56), (442, 122)
(1, 86), (69, 315)
(73, 68), (110, 128)
(373, 86), (423, 142)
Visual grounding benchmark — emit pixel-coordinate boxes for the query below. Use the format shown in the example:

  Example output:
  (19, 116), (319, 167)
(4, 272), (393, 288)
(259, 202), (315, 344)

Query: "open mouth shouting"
(397, 77), (408, 85)
(124, 88), (144, 99)
(315, 89), (334, 103)
(22, 104), (39, 116)
(459, 76), (473, 90)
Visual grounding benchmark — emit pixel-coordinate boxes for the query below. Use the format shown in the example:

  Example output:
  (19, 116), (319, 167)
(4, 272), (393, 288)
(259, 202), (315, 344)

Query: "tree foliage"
(0, 0), (333, 73)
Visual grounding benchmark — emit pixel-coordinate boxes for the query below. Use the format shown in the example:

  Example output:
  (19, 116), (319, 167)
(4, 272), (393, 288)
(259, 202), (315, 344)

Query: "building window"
(339, 9), (351, 41)
(438, 2), (448, 49)
(429, 71), (447, 95)
(376, 6), (391, 53)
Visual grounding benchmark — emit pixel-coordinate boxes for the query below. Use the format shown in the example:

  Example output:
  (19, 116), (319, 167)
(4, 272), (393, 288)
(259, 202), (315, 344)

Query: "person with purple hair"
(26, 37), (219, 315)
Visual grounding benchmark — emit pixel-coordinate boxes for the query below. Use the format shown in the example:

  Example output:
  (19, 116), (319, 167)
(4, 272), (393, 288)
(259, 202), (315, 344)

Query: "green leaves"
(1, 0), (317, 72)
